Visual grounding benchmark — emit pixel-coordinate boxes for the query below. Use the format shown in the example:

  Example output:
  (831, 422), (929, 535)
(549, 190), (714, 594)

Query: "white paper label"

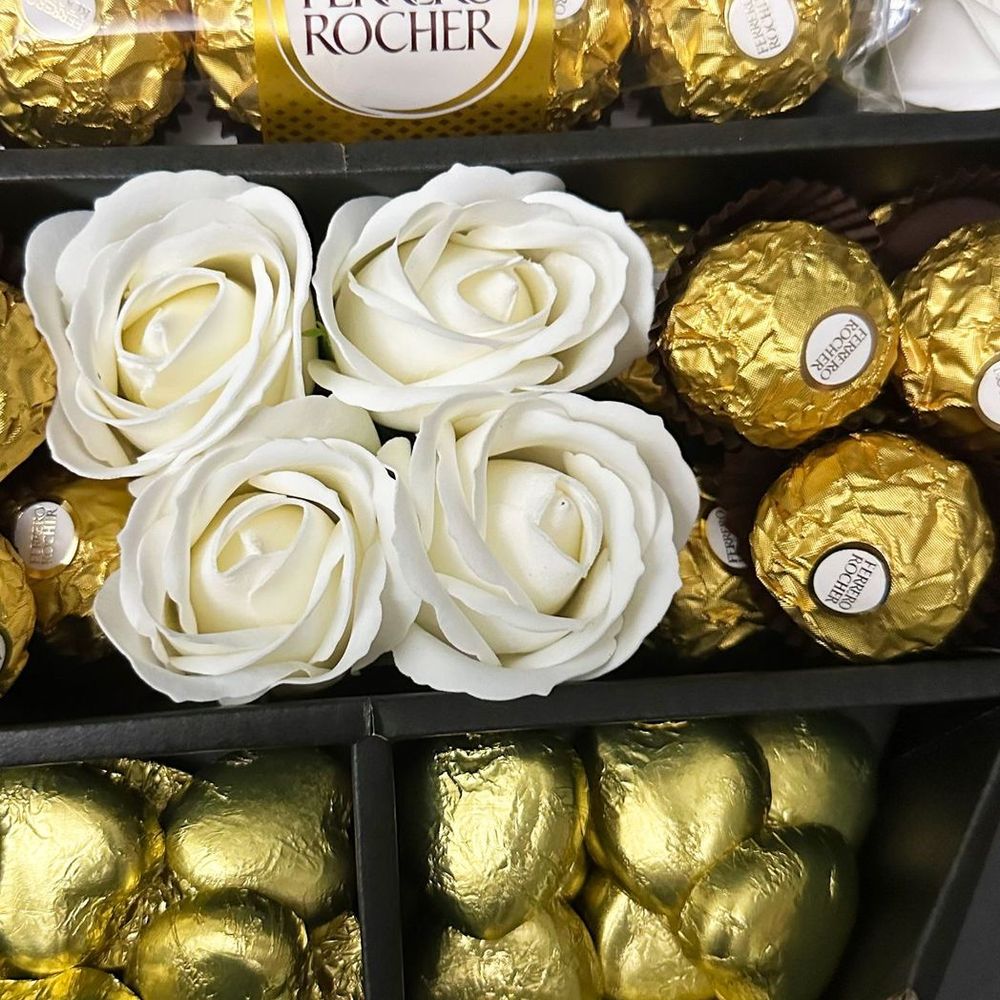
(14, 502), (79, 575)
(811, 546), (891, 615)
(974, 356), (1000, 430)
(802, 310), (877, 389)
(725, 0), (798, 60)
(705, 507), (747, 571)
(277, 0), (539, 119)
(555, 0), (585, 20)
(22, 0), (96, 40)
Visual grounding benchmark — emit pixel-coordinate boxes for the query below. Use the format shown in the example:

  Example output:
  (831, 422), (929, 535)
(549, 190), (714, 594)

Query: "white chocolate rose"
(93, 397), (418, 704)
(24, 171), (316, 479)
(381, 393), (699, 700)
(310, 164), (655, 431)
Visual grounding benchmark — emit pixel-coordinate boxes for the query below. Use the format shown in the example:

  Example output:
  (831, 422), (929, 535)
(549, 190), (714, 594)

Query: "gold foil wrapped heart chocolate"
(0, 968), (141, 999)
(583, 721), (768, 916)
(400, 733), (588, 939)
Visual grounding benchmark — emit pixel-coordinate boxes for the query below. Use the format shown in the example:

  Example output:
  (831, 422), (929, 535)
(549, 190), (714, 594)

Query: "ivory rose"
(94, 397), (418, 704)
(310, 164), (655, 431)
(381, 392), (699, 700)
(24, 170), (315, 479)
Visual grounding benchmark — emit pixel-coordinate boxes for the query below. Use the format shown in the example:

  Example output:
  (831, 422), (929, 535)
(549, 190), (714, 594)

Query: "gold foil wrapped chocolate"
(581, 871), (715, 1000)
(561, 844), (589, 901)
(191, 0), (258, 130)
(678, 826), (858, 1000)
(128, 891), (310, 1000)
(747, 713), (878, 847)
(0, 969), (140, 999)
(663, 504), (766, 658)
(412, 902), (602, 1000)
(100, 758), (193, 817)
(751, 431), (995, 660)
(3, 463), (132, 654)
(401, 733), (588, 940)
(584, 721), (768, 916)
(0, 764), (162, 976)
(662, 220), (900, 449)
(165, 749), (353, 926)
(637, 0), (851, 121)
(0, 282), (55, 481)
(0, 536), (35, 698)
(0, 0), (188, 147)
(896, 221), (1000, 446)
(310, 912), (365, 1000)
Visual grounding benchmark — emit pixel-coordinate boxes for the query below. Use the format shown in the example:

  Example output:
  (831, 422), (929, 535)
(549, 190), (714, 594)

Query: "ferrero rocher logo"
(21, 0), (96, 41)
(269, 0), (539, 118)
(13, 500), (79, 579)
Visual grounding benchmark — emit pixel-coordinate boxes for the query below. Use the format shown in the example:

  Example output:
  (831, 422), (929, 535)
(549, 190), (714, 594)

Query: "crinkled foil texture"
(0, 968), (140, 998)
(896, 221), (1000, 448)
(663, 220), (900, 449)
(193, 0), (629, 133)
(0, 0), (189, 147)
(0, 536), (35, 697)
(310, 913), (364, 1000)
(752, 432), (995, 660)
(0, 282), (55, 481)
(637, 0), (850, 120)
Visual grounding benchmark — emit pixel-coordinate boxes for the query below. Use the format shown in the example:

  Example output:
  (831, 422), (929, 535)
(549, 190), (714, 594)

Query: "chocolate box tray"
(5, 111), (1000, 999)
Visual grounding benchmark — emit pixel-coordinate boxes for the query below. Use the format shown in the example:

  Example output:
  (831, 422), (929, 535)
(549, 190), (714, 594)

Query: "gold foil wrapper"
(678, 826), (858, 1000)
(2, 463), (132, 652)
(561, 844), (590, 901)
(581, 871), (716, 1000)
(99, 758), (193, 817)
(412, 902), (602, 1000)
(0, 969), (140, 999)
(0, 536), (35, 698)
(747, 713), (878, 848)
(401, 733), (588, 940)
(165, 749), (353, 926)
(637, 0), (851, 121)
(310, 913), (364, 1000)
(0, 764), (162, 976)
(751, 431), (996, 661)
(0, 0), (188, 147)
(662, 220), (900, 449)
(128, 890), (310, 1000)
(896, 222), (1000, 447)
(583, 721), (768, 916)
(194, 0), (629, 134)
(663, 505), (766, 659)
(0, 282), (55, 482)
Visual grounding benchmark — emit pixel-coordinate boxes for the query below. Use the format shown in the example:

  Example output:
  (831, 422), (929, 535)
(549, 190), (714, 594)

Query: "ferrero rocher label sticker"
(705, 507), (747, 571)
(555, 0), (584, 19)
(974, 355), (1000, 431)
(725, 0), (798, 60)
(254, 0), (555, 142)
(810, 545), (891, 616)
(20, 0), (97, 41)
(13, 501), (79, 578)
(802, 309), (877, 389)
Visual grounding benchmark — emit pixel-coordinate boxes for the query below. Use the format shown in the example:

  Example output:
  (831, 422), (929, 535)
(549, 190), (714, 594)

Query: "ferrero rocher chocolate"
(747, 713), (878, 847)
(896, 221), (1000, 446)
(412, 903), (602, 1000)
(128, 891), (310, 1000)
(663, 221), (900, 449)
(637, 0), (851, 121)
(2, 463), (131, 654)
(0, 281), (55, 481)
(310, 912), (365, 1000)
(165, 750), (353, 926)
(0, 0), (188, 147)
(751, 431), (995, 661)
(678, 826), (858, 1000)
(191, 0), (258, 130)
(0, 968), (140, 999)
(663, 504), (766, 658)
(401, 733), (588, 940)
(583, 721), (768, 916)
(581, 871), (716, 1000)
(0, 536), (35, 698)
(0, 764), (162, 976)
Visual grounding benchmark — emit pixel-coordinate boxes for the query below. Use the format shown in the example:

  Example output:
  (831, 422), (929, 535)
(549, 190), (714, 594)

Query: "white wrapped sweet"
(381, 392), (699, 700)
(94, 398), (418, 704)
(310, 164), (655, 431)
(24, 171), (315, 479)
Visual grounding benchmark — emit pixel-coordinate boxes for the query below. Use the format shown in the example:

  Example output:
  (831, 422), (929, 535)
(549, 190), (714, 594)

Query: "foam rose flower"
(94, 398), (418, 704)
(380, 393), (699, 700)
(310, 164), (655, 431)
(24, 171), (315, 479)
